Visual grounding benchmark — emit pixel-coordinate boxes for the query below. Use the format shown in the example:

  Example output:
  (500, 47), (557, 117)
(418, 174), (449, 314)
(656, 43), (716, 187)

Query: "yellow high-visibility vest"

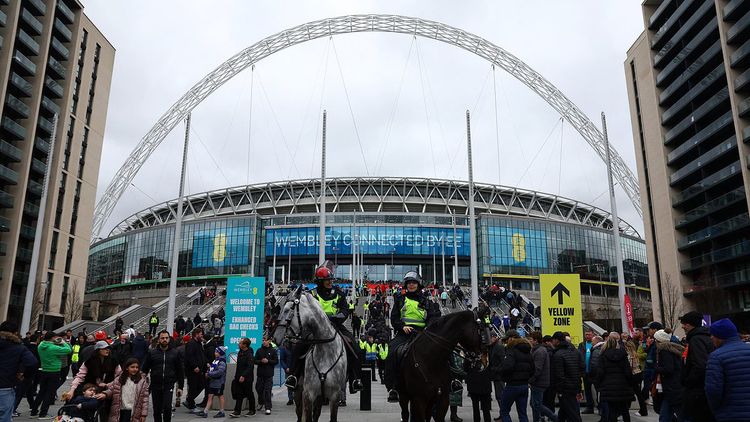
(400, 297), (426, 328)
(359, 340), (378, 361)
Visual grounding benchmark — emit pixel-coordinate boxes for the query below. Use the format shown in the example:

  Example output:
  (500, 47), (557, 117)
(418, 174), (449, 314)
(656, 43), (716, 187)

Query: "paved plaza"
(12, 378), (659, 422)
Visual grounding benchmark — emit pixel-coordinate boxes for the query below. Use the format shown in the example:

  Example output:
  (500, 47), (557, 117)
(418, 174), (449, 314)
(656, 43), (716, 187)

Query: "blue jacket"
(0, 330), (37, 388)
(207, 357), (227, 390)
(705, 337), (750, 421)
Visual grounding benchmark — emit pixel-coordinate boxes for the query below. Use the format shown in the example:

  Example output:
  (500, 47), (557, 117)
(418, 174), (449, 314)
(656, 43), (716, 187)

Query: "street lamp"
(333, 246), (339, 266)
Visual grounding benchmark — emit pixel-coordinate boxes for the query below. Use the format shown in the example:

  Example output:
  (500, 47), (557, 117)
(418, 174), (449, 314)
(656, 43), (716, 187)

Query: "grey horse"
(273, 286), (347, 422)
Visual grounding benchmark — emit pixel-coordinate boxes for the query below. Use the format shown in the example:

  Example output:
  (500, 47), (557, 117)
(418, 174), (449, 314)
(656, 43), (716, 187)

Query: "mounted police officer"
(385, 271), (441, 402)
(284, 261), (363, 394)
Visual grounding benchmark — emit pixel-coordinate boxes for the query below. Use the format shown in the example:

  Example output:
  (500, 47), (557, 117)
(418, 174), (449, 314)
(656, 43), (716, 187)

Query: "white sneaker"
(264, 410), (271, 415)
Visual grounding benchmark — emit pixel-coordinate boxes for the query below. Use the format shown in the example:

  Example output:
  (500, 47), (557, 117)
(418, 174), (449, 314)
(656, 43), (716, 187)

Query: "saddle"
(393, 334), (419, 365)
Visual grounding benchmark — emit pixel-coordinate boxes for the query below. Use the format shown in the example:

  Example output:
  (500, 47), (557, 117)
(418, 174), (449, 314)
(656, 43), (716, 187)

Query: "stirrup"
(284, 375), (297, 390)
(387, 389), (399, 403)
(349, 379), (363, 393)
(450, 379), (463, 393)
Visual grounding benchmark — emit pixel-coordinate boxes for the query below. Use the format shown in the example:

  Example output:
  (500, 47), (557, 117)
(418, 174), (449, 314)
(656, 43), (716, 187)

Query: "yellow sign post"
(540, 274), (583, 346)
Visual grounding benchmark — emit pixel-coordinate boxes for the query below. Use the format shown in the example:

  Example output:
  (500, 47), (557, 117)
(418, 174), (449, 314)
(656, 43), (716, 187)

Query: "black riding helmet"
(403, 271), (423, 288)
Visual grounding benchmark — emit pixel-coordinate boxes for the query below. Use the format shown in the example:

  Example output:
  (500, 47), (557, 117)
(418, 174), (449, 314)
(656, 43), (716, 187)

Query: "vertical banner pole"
(466, 110), (479, 309)
(319, 111), (327, 265)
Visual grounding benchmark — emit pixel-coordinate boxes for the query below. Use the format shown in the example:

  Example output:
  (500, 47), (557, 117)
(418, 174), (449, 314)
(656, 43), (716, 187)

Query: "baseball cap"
(94, 340), (110, 350)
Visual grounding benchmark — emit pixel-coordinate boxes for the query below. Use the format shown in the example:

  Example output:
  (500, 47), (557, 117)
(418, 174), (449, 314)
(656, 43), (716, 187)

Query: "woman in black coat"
(653, 329), (684, 422)
(595, 334), (633, 422)
(464, 357), (492, 422)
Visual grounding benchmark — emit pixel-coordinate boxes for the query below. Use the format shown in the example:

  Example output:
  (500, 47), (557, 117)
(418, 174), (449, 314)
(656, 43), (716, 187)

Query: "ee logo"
(511, 233), (527, 263)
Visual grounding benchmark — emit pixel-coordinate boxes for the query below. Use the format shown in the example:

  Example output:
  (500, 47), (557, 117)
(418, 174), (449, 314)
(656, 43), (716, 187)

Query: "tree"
(64, 282), (84, 324)
(661, 273), (683, 331)
(29, 284), (45, 331)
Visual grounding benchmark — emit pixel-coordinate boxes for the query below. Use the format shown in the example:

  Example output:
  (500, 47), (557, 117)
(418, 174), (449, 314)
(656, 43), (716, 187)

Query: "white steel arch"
(92, 14), (642, 240)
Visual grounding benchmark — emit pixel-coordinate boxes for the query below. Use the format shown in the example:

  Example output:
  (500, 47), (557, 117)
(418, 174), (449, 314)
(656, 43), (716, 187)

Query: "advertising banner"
(488, 227), (548, 268)
(540, 274), (583, 345)
(624, 294), (634, 335)
(225, 276), (265, 361)
(192, 226), (250, 268)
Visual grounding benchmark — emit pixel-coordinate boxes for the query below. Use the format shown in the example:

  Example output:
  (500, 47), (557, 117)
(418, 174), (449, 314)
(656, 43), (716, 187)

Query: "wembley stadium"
(84, 177), (651, 324)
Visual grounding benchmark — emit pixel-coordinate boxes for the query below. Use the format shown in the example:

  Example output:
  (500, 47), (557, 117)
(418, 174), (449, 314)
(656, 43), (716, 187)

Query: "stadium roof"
(109, 177), (641, 239)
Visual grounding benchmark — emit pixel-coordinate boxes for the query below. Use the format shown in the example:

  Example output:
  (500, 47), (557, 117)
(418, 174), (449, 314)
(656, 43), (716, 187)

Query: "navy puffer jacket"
(705, 337), (750, 421)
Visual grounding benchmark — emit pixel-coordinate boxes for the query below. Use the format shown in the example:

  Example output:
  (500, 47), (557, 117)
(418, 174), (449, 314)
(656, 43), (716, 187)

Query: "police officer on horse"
(385, 271), (442, 402)
(284, 261), (363, 394)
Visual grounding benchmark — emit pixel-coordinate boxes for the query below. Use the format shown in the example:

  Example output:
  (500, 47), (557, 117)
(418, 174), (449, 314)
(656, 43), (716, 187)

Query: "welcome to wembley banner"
(224, 276), (265, 361)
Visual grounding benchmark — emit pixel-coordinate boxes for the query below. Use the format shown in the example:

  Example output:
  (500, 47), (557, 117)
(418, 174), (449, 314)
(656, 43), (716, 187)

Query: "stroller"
(55, 403), (100, 422)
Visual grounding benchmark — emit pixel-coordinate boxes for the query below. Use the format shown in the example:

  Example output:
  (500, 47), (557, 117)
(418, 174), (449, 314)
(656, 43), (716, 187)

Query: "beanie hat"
(709, 318), (738, 340)
(0, 320), (18, 333)
(653, 329), (671, 343)
(215, 346), (226, 356)
(679, 311), (703, 327)
(647, 321), (664, 330)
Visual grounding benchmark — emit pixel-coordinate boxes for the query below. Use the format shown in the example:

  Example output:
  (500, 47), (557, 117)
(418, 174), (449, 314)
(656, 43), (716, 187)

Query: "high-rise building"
(625, 0), (750, 326)
(0, 0), (114, 329)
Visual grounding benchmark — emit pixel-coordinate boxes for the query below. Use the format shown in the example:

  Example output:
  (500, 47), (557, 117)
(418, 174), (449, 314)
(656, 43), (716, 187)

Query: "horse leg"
(410, 398), (427, 422)
(399, 395), (410, 422)
(328, 389), (339, 422)
(312, 395), (323, 422)
(434, 393), (449, 422)
(303, 394), (315, 422)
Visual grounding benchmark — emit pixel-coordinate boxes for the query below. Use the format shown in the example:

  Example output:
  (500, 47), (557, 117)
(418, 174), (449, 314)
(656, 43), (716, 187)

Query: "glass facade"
(87, 212), (648, 294)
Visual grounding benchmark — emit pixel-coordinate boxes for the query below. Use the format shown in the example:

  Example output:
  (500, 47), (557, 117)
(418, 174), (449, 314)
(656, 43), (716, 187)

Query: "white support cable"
(414, 38), (438, 177)
(246, 65), (255, 185)
(92, 14), (643, 240)
(492, 65), (501, 185)
(515, 117), (563, 187)
(255, 71), (301, 178)
(190, 126), (232, 186)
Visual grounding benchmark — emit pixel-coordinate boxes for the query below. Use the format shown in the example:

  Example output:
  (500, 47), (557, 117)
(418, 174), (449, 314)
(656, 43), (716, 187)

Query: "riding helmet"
(403, 271), (423, 288)
(314, 260), (336, 283)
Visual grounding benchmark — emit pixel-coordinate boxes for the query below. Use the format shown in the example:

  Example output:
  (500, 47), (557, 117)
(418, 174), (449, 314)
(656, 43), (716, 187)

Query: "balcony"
(34, 137), (50, 154)
(0, 242), (5, 256)
(56, 1), (75, 23)
(673, 161), (742, 206)
(662, 62), (724, 107)
(1, 117), (26, 140)
(27, 179), (43, 196)
(731, 38), (750, 68)
(50, 37), (69, 60)
(9, 73), (32, 97)
(725, 0), (750, 21)
(741, 97), (750, 117)
(47, 56), (66, 79)
(23, 201), (38, 216)
(30, 158), (46, 176)
(0, 9), (6, 27)
(53, 18), (72, 42)
(728, 9), (750, 44)
(12, 51), (36, 76)
(0, 216), (9, 232)
(19, 224), (35, 239)
(16, 247), (32, 262)
(0, 190), (14, 208)
(682, 240), (750, 272)
(25, 0), (46, 16)
(0, 164), (19, 185)
(657, 27), (720, 87)
(16, 28), (40, 55)
(0, 140), (23, 163)
(669, 138), (736, 182)
(651, 0), (698, 51)
(40, 96), (60, 116)
(661, 66), (725, 125)
(663, 88), (730, 145)
(20, 9), (43, 35)
(666, 111), (732, 164)
(678, 213), (750, 250)
(37, 116), (54, 135)
(735, 68), (750, 92)
(5, 94), (30, 119)
(676, 187), (747, 229)
(44, 77), (63, 98)
(650, 0), (675, 29)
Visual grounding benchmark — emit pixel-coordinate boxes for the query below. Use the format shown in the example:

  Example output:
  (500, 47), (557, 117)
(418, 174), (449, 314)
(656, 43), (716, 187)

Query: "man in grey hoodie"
(528, 332), (556, 422)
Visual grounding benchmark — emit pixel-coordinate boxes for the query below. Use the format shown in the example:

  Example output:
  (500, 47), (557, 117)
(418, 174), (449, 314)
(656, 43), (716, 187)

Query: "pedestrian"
(640, 322), (662, 405)
(705, 318), (750, 421)
(67, 384), (102, 421)
(352, 313), (362, 338)
(499, 331), (533, 422)
(148, 314), (159, 337)
(278, 341), (294, 405)
(64, 340), (120, 422)
(71, 334), (85, 376)
(502, 314), (511, 332)
(465, 355), (492, 422)
(594, 333), (632, 422)
(102, 358), (149, 422)
(487, 332), (505, 419)
(577, 330), (595, 414)
(528, 332), (556, 422)
(624, 339), (647, 417)
(175, 316), (186, 337)
(550, 332), (582, 422)
(184, 328), (207, 412)
(679, 311), (715, 422)
(140, 330), (184, 422)
(196, 346), (226, 418)
(653, 329), (683, 422)
(230, 338), (256, 417)
(449, 352), (466, 422)
(131, 334), (148, 366)
(111, 334), (134, 368)
(588, 336), (605, 420)
(254, 336), (278, 415)
(376, 340), (388, 385)
(30, 332), (72, 418)
(0, 321), (37, 422)
(13, 331), (40, 417)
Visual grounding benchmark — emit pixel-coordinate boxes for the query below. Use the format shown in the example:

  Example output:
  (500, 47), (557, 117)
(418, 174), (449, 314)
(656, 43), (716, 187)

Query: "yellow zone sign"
(540, 274), (583, 346)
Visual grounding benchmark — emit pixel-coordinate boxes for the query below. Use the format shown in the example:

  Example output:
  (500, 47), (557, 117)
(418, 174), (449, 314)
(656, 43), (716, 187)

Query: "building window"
(69, 181), (81, 234)
(63, 117), (75, 170)
(77, 128), (88, 179)
(44, 272), (53, 312)
(64, 236), (74, 274)
(85, 44), (101, 125)
(71, 30), (87, 115)
(60, 276), (69, 315)
(49, 231), (59, 269)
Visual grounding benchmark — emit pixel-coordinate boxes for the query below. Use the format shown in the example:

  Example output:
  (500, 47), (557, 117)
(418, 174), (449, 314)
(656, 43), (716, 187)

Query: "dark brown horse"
(396, 308), (490, 422)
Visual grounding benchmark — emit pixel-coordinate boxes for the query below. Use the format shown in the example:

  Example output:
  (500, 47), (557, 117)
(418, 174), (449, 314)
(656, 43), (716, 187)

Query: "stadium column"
(466, 111), (479, 309)
(167, 113), (191, 335)
(319, 111), (327, 265)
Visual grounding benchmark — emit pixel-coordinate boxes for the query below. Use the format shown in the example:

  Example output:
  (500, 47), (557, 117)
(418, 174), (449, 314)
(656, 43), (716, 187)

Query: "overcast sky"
(82, 1), (647, 236)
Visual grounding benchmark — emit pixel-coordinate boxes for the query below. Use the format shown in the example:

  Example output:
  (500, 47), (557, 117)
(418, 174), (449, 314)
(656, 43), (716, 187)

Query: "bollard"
(360, 367), (372, 411)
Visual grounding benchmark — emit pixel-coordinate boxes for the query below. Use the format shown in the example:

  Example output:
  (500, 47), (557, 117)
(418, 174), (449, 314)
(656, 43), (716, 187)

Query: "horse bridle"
(275, 293), (338, 345)
(418, 309), (490, 366)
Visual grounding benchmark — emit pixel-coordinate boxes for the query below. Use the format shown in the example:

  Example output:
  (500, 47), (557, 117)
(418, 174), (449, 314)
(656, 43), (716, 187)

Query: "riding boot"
(343, 338), (363, 393)
(285, 343), (309, 390)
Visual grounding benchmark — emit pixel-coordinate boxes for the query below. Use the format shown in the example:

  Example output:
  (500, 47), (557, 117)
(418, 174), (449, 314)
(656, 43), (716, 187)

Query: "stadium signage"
(225, 276), (265, 360)
(540, 274), (583, 345)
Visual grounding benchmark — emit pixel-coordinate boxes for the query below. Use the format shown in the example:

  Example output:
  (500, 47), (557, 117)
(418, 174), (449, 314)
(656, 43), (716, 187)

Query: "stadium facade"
(85, 177), (651, 322)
